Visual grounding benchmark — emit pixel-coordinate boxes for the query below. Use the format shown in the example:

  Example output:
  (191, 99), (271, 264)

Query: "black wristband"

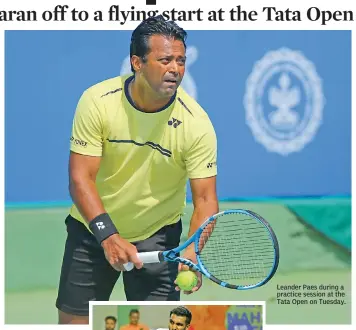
(88, 213), (118, 244)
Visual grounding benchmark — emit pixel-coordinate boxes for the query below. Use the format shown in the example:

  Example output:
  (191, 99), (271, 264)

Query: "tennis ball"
(175, 270), (198, 291)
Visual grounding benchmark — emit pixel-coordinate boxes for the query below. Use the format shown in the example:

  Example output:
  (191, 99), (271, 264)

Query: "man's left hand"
(174, 247), (202, 294)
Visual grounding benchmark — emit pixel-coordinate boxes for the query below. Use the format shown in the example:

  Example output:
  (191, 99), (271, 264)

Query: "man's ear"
(131, 55), (143, 73)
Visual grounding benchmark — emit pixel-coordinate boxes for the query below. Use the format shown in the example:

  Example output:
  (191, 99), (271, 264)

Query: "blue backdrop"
(5, 30), (351, 204)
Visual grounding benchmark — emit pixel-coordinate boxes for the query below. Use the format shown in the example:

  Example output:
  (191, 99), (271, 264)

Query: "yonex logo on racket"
(168, 118), (182, 128)
(96, 222), (106, 230)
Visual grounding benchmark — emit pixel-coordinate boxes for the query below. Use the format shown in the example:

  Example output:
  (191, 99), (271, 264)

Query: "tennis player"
(119, 309), (149, 330)
(56, 15), (218, 324)
(168, 306), (192, 330)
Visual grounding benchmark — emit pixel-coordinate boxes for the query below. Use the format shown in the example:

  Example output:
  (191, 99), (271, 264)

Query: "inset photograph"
(91, 302), (264, 330)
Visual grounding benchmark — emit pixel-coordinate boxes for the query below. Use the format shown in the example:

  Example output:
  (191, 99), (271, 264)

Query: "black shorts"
(56, 215), (182, 316)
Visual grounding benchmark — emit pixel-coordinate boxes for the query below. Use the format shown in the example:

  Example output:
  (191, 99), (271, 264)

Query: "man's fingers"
(111, 263), (126, 272)
(191, 281), (202, 292)
(196, 272), (202, 285)
(183, 272), (202, 294)
(129, 252), (143, 269)
(178, 262), (190, 272)
(117, 253), (129, 264)
(179, 263), (190, 271)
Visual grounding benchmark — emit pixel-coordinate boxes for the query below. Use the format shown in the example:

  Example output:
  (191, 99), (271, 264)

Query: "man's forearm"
(188, 197), (219, 238)
(69, 178), (106, 223)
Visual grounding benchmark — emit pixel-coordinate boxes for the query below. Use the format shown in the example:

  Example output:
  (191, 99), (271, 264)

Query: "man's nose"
(168, 61), (179, 75)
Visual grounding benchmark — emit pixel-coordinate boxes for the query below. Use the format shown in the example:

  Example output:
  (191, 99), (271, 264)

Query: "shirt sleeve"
(70, 90), (104, 156)
(185, 120), (218, 179)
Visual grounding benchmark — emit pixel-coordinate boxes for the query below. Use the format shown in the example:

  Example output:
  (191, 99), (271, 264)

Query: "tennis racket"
(124, 209), (279, 290)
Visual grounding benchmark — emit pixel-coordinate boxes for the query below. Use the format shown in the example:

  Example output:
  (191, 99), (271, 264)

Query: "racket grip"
(123, 251), (162, 271)
(122, 262), (134, 271)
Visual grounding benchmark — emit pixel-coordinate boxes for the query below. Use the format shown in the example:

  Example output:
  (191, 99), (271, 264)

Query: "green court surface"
(5, 201), (351, 325)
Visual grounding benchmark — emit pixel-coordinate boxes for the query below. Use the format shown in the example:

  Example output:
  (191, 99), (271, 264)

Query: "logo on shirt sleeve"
(207, 162), (217, 168)
(70, 136), (88, 147)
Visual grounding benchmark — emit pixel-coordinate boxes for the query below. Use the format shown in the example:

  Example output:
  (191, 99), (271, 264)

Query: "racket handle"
(122, 262), (134, 271)
(123, 251), (162, 271)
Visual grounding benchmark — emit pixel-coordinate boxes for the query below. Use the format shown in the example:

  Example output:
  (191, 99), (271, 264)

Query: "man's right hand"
(101, 234), (143, 271)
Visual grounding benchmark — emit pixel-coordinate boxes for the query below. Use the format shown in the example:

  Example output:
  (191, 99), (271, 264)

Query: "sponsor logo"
(168, 117), (182, 128)
(71, 136), (88, 147)
(207, 162), (217, 168)
(96, 222), (105, 230)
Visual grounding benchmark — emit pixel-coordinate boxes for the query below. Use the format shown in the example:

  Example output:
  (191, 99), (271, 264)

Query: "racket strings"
(198, 213), (276, 287)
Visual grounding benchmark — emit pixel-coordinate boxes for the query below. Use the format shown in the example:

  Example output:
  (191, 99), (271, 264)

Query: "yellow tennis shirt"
(69, 74), (217, 242)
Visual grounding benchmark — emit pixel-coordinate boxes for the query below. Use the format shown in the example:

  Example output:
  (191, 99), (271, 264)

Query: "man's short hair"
(105, 316), (117, 323)
(129, 309), (140, 316)
(170, 306), (192, 325)
(130, 15), (187, 72)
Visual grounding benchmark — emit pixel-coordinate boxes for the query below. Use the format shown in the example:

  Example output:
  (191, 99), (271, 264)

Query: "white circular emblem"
(120, 46), (198, 100)
(244, 48), (325, 156)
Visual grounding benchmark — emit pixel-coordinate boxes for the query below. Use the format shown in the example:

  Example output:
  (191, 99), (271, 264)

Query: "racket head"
(194, 209), (279, 290)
